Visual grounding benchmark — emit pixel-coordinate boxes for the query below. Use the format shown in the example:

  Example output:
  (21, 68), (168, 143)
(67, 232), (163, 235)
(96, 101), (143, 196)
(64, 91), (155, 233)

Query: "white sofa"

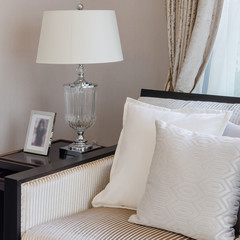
(19, 89), (240, 240)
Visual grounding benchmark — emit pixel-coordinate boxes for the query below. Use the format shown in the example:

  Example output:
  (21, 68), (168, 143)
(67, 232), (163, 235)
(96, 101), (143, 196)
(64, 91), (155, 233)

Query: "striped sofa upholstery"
(21, 155), (193, 240)
(21, 156), (114, 236)
(22, 207), (192, 240)
(138, 97), (240, 125)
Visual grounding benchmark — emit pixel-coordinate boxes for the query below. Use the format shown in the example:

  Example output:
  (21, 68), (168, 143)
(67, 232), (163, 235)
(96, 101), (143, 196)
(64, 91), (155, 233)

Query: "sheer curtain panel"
(194, 0), (240, 97)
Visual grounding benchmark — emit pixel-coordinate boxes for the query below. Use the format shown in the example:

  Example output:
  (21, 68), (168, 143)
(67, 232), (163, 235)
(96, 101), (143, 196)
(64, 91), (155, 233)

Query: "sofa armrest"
(21, 155), (114, 235)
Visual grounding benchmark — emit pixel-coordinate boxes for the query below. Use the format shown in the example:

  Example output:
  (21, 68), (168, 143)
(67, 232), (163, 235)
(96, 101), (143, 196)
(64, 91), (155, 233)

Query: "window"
(194, 0), (240, 96)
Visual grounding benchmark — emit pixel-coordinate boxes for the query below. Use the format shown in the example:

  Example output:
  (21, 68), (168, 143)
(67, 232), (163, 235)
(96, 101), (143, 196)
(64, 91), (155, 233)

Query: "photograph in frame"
(24, 110), (56, 155)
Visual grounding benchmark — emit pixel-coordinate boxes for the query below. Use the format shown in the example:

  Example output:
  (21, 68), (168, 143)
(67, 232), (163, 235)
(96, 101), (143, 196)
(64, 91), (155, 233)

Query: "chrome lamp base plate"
(68, 143), (93, 152)
(59, 143), (103, 158)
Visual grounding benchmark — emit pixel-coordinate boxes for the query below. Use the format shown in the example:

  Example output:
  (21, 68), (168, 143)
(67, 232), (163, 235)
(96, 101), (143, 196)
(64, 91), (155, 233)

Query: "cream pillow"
(129, 120), (240, 240)
(92, 98), (232, 210)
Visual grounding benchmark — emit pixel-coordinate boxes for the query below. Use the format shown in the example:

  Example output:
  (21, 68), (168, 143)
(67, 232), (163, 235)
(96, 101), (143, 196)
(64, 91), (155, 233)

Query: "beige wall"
(0, 0), (169, 154)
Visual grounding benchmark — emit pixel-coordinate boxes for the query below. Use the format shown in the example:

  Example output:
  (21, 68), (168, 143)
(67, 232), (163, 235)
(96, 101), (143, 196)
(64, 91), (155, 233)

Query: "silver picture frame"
(24, 110), (56, 155)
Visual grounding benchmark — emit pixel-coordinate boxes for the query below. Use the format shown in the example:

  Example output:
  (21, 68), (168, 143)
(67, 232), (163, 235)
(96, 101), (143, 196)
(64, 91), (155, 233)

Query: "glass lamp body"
(64, 81), (97, 152)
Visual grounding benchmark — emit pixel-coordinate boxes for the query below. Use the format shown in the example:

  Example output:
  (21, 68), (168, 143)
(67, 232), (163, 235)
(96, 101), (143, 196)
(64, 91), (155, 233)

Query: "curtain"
(194, 0), (240, 96)
(165, 0), (224, 93)
(165, 0), (198, 91)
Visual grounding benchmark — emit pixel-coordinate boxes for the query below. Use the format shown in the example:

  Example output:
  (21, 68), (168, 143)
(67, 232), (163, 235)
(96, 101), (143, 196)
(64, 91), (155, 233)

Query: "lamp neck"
(76, 5), (85, 84)
(75, 64), (86, 83)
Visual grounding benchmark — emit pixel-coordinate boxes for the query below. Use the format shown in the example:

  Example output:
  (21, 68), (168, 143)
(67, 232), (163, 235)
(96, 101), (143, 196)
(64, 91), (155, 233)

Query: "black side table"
(0, 140), (116, 240)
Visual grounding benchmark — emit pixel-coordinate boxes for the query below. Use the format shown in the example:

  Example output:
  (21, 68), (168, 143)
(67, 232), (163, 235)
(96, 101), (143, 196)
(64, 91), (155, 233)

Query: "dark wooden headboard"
(140, 89), (240, 104)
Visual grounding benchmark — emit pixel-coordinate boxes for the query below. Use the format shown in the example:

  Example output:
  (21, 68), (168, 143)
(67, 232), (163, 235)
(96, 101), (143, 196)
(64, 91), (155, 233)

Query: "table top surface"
(0, 139), (111, 168)
(0, 140), (74, 167)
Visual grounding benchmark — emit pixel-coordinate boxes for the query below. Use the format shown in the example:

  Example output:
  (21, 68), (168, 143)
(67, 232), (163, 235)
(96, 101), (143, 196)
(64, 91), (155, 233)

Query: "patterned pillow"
(129, 120), (240, 240)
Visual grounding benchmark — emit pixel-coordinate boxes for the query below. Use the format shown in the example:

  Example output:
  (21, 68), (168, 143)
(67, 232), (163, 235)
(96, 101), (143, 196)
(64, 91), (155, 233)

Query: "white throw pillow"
(129, 120), (240, 240)
(92, 98), (232, 210)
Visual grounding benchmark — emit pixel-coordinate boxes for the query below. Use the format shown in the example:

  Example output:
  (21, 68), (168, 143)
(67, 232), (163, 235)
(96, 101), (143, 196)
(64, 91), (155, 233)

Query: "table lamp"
(36, 4), (123, 152)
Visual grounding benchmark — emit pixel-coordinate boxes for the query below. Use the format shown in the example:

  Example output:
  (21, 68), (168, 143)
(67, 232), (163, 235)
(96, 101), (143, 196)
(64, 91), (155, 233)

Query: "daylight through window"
(194, 0), (240, 96)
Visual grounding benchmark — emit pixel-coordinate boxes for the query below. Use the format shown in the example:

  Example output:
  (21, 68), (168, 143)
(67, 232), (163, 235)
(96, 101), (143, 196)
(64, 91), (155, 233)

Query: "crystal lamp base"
(64, 64), (97, 154)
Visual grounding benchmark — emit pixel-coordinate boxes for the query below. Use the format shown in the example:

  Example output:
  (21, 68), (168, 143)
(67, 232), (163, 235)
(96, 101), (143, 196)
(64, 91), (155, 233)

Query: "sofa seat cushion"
(22, 207), (192, 240)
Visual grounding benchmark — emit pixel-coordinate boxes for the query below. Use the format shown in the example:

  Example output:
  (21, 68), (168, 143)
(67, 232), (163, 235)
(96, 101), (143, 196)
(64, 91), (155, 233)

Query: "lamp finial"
(77, 3), (84, 10)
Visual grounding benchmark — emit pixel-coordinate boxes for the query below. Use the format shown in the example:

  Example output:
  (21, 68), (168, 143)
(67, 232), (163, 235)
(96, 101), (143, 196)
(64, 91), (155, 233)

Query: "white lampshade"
(36, 10), (123, 64)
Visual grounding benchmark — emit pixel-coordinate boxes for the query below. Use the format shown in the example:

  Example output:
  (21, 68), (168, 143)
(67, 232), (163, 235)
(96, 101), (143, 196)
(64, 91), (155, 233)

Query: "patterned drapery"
(165, 0), (224, 92)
